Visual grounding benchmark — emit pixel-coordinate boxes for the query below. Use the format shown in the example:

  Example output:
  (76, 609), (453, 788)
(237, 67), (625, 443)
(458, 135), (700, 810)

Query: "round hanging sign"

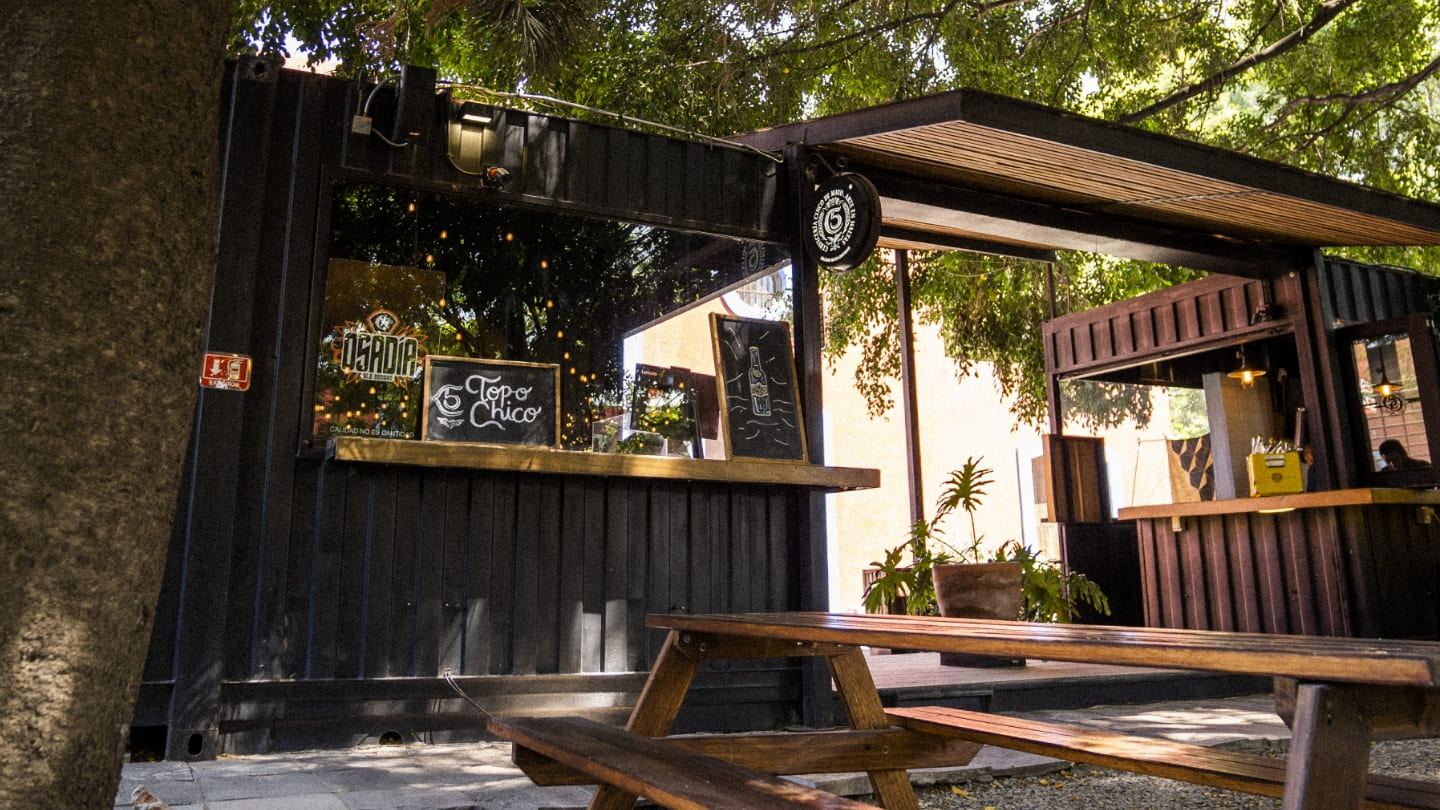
(804, 172), (881, 272)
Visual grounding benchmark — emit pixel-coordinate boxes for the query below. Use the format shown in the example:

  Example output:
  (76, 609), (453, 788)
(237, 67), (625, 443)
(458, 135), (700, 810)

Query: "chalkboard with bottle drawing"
(709, 313), (808, 462)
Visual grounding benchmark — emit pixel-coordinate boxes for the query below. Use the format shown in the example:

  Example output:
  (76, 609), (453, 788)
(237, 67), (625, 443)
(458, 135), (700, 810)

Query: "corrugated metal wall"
(135, 59), (807, 757)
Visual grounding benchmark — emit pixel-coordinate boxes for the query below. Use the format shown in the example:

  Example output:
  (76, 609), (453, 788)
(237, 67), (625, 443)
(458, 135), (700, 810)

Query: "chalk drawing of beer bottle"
(747, 346), (772, 417)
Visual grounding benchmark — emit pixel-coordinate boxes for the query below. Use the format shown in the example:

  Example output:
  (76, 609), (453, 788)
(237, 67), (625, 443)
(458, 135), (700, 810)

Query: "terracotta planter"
(932, 561), (1025, 667)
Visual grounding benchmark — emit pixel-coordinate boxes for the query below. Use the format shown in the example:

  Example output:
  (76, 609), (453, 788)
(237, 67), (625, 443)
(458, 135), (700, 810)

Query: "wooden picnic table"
(492, 612), (1440, 810)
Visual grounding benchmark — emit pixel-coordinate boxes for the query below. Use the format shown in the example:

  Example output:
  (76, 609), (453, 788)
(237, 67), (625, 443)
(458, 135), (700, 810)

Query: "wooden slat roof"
(738, 89), (1440, 274)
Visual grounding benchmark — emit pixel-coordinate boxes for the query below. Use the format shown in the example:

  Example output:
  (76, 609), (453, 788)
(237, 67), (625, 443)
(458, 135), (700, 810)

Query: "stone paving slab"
(117, 695), (1284, 809)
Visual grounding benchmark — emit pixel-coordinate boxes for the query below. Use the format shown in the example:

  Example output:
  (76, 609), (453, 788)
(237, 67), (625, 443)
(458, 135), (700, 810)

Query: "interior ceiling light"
(1228, 346), (1265, 388)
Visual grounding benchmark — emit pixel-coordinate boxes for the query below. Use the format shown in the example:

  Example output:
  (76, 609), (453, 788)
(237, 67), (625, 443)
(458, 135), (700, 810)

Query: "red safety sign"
(200, 352), (252, 391)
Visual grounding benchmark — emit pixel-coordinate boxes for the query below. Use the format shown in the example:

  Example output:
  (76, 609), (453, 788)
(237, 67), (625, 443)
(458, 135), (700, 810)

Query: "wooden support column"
(895, 249), (925, 524)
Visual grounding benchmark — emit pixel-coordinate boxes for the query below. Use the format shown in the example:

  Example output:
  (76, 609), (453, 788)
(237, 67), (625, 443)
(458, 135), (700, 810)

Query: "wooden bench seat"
(886, 706), (1440, 810)
(488, 715), (874, 809)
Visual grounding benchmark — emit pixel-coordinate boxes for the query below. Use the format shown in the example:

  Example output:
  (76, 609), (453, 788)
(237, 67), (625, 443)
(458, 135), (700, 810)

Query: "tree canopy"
(231, 0), (1440, 426)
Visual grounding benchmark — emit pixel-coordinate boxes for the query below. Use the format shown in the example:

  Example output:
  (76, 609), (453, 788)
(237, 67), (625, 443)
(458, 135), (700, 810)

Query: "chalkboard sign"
(421, 356), (560, 447)
(710, 314), (807, 462)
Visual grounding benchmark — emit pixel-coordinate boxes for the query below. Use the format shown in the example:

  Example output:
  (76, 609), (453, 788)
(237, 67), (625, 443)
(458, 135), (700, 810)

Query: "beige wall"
(626, 291), (1175, 614)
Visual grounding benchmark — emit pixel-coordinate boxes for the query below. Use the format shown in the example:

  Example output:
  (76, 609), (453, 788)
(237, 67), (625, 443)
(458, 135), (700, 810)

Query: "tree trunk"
(0, 2), (227, 806)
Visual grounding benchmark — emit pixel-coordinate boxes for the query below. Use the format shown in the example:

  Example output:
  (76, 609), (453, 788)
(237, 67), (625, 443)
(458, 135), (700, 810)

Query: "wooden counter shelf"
(328, 436), (880, 492)
(1118, 487), (1440, 520)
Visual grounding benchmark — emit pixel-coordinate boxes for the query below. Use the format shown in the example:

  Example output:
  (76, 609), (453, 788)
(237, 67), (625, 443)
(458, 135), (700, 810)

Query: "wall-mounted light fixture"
(449, 102), (513, 189)
(1228, 345), (1266, 388)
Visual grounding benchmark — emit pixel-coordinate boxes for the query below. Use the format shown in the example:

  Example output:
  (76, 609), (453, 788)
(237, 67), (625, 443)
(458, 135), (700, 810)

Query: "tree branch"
(1117, 0), (1362, 125)
(1266, 51), (1440, 130)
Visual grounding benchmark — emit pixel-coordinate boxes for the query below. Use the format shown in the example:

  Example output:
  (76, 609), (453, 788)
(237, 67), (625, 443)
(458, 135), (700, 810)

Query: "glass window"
(312, 183), (788, 450)
(1350, 331), (1430, 473)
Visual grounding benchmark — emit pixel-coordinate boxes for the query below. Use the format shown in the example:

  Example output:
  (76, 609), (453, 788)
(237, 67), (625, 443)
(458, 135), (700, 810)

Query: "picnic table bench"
(488, 612), (1440, 810)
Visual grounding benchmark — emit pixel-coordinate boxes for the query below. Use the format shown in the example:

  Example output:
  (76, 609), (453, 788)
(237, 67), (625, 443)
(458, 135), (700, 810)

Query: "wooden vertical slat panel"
(1092, 313), (1115, 363)
(1151, 520), (1185, 628)
(1053, 328), (1075, 372)
(463, 475), (495, 676)
(1072, 321), (1094, 367)
(1114, 312), (1136, 358)
(1178, 524), (1208, 629)
(1225, 514), (1262, 633)
(361, 467), (398, 679)
(1135, 521), (1163, 627)
(1305, 509), (1349, 637)
(1133, 308), (1157, 352)
(1249, 515), (1289, 635)
(1174, 295), (1200, 343)
(1200, 515), (1233, 631)
(1195, 288), (1223, 337)
(1154, 302), (1179, 348)
(1276, 516), (1318, 635)
(1334, 505), (1380, 639)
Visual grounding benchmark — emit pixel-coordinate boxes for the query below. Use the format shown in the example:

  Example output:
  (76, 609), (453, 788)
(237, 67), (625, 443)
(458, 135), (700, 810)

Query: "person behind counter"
(1378, 439), (1430, 471)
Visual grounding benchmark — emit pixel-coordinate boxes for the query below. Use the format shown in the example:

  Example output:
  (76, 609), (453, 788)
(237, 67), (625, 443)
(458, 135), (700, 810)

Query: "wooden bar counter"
(1118, 489), (1440, 640)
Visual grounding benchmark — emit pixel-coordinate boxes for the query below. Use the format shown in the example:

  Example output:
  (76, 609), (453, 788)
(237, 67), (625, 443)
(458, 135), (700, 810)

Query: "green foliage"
(863, 456), (1110, 622)
(992, 540), (1111, 624)
(823, 251), (1202, 428)
(233, 0), (1440, 428)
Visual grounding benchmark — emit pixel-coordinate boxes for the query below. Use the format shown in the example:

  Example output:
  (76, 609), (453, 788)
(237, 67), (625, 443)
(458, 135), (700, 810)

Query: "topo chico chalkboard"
(710, 314), (807, 462)
(421, 356), (560, 447)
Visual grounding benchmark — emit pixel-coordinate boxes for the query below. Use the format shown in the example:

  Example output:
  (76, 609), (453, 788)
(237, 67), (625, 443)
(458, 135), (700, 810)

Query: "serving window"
(309, 182), (788, 450)
(1340, 313), (1440, 487)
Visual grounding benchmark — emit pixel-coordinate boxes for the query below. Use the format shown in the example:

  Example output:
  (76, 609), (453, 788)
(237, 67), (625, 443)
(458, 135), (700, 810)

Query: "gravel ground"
(863, 738), (1440, 809)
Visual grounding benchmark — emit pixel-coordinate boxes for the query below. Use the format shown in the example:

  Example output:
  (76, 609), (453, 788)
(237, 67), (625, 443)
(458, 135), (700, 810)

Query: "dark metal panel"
(577, 479), (607, 673)
(333, 467), (372, 679)
(623, 481), (651, 671)
(361, 467), (398, 679)
(462, 475), (495, 675)
(440, 472), (470, 674)
(307, 460), (349, 679)
(484, 475), (518, 675)
(556, 477), (586, 674)
(410, 472), (448, 675)
(601, 482), (633, 673)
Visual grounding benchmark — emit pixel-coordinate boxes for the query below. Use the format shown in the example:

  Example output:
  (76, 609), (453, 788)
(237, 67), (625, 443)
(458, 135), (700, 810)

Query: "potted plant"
(861, 456), (1110, 663)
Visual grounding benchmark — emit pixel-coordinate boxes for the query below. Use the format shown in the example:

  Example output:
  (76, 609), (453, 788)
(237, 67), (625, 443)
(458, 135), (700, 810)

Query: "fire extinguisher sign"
(200, 352), (253, 391)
